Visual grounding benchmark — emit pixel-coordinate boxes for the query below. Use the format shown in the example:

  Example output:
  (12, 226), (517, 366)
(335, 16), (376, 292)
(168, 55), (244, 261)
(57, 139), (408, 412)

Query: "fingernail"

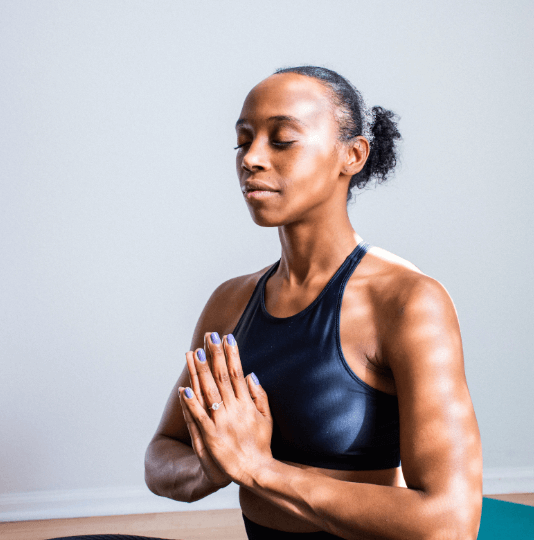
(197, 349), (206, 362)
(227, 334), (236, 346)
(211, 332), (221, 344)
(185, 387), (194, 398)
(251, 372), (259, 385)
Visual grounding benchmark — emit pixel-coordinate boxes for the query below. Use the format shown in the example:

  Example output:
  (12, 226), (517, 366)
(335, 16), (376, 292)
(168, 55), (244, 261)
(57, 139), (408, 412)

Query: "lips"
(242, 181), (279, 194)
(245, 189), (280, 200)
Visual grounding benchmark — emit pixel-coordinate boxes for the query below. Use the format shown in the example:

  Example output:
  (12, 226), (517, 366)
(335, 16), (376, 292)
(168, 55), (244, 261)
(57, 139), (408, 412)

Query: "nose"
(240, 138), (269, 172)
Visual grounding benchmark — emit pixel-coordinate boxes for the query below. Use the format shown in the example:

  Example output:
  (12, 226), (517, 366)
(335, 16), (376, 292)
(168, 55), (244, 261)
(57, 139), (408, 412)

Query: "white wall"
(1, 0), (533, 521)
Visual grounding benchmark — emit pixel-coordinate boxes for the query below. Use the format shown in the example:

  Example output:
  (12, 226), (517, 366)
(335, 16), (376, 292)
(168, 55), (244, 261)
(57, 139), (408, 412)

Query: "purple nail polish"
(227, 334), (236, 346)
(211, 332), (221, 344)
(185, 387), (194, 399)
(251, 372), (259, 385)
(197, 349), (206, 362)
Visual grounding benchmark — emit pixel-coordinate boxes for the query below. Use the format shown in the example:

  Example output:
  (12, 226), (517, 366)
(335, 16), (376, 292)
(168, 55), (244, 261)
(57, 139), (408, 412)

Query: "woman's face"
(235, 73), (349, 227)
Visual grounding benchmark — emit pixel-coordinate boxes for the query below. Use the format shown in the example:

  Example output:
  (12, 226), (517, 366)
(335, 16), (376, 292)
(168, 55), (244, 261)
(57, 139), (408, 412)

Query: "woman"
(145, 66), (483, 539)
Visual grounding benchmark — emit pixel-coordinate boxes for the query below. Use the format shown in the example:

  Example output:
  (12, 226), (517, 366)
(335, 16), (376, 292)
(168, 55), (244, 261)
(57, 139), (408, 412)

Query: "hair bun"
(354, 106), (401, 192)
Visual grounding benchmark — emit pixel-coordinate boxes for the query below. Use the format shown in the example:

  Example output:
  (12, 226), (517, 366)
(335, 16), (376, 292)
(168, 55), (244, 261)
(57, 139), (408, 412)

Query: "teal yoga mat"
(478, 497), (534, 539)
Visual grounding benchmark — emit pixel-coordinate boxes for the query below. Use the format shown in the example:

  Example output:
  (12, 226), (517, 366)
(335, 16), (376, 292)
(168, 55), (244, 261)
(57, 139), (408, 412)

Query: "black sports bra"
(232, 241), (400, 471)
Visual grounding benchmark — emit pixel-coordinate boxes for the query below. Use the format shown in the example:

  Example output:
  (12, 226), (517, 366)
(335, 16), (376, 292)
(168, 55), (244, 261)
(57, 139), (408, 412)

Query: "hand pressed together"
(179, 331), (274, 487)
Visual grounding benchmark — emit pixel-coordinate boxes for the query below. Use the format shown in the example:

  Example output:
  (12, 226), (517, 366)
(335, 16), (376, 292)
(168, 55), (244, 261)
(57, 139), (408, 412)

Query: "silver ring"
(210, 401), (223, 410)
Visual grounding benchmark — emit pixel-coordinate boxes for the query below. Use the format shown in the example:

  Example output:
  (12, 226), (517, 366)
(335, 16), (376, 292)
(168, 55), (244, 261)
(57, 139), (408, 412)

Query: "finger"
(246, 372), (272, 418)
(223, 333), (250, 401)
(205, 331), (236, 405)
(180, 385), (214, 435)
(179, 386), (201, 438)
(179, 387), (211, 457)
(204, 332), (215, 371)
(193, 347), (225, 413)
(185, 351), (207, 409)
(180, 387), (218, 461)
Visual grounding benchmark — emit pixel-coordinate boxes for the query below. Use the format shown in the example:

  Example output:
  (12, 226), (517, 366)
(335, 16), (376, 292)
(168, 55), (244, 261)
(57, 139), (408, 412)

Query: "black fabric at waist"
(242, 512), (344, 539)
(272, 445), (401, 471)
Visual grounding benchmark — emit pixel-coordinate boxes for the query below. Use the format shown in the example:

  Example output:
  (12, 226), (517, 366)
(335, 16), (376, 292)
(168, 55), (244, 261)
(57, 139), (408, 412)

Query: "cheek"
(280, 142), (338, 183)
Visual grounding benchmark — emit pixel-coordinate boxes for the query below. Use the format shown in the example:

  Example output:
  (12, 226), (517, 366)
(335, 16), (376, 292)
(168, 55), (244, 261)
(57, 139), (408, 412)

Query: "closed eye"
(272, 140), (295, 148)
(234, 143), (250, 150)
(233, 141), (295, 150)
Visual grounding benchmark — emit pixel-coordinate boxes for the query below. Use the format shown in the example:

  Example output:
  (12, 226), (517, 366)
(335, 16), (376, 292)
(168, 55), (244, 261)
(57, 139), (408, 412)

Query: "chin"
(247, 209), (286, 228)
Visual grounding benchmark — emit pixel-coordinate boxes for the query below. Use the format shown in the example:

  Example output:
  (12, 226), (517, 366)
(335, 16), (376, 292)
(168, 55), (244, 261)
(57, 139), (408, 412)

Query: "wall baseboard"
(1, 467), (533, 523)
(483, 466), (534, 496)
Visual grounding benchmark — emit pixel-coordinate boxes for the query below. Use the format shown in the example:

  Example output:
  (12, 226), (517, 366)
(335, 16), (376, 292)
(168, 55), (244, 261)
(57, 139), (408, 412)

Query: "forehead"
(237, 73), (334, 129)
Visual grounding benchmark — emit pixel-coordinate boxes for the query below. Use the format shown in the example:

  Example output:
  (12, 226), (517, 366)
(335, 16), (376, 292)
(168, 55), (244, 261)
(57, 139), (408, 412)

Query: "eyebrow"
(235, 115), (308, 130)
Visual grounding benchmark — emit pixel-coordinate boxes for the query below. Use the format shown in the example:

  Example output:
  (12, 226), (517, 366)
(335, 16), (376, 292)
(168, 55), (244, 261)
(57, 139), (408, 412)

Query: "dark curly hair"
(273, 65), (402, 204)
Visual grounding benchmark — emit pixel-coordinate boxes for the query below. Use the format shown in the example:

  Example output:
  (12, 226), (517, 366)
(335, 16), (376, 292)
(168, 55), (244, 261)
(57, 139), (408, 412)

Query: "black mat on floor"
(47, 535), (174, 540)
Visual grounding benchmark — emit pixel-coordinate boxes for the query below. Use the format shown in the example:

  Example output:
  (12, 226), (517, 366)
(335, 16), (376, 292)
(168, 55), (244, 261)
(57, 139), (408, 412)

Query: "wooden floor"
(484, 492), (534, 506)
(1, 494), (533, 540)
(0, 508), (247, 540)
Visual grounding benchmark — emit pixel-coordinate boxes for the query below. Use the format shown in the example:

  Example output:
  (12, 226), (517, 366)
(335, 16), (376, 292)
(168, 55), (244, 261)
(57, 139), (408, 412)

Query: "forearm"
(243, 459), (466, 540)
(144, 435), (229, 503)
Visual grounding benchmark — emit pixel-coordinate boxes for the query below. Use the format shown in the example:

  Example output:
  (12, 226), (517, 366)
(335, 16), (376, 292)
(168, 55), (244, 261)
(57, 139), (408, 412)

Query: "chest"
(233, 301), (400, 467)
(263, 273), (397, 396)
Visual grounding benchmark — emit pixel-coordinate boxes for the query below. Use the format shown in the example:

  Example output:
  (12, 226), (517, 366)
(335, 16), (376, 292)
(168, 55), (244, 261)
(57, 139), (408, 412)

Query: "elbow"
(144, 459), (193, 503)
(144, 441), (179, 500)
(427, 524), (479, 540)
(144, 446), (162, 497)
(144, 462), (161, 497)
(144, 443), (196, 503)
(410, 483), (482, 540)
(145, 471), (159, 497)
(449, 509), (481, 540)
(425, 499), (482, 540)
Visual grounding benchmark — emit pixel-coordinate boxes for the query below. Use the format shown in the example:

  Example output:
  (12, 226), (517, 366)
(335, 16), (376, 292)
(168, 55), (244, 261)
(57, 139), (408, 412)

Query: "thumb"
(247, 372), (271, 418)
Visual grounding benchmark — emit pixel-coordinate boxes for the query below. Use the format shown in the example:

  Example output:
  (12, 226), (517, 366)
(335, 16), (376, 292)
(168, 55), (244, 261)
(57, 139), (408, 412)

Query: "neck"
(276, 210), (361, 285)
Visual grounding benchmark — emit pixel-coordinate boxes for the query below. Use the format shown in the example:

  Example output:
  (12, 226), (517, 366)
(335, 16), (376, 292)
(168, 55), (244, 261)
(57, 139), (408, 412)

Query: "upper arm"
(384, 276), (482, 526)
(149, 275), (250, 446)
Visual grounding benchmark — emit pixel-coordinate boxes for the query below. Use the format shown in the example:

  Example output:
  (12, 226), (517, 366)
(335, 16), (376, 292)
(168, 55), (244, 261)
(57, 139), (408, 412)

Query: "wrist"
(198, 465), (232, 488)
(212, 476), (233, 488)
(240, 456), (278, 490)
(189, 467), (231, 502)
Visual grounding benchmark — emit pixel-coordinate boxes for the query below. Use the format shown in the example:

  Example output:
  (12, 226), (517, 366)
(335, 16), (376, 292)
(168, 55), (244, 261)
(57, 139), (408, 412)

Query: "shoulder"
(189, 262), (274, 350)
(363, 244), (455, 317)
(211, 262), (274, 310)
(359, 245), (460, 365)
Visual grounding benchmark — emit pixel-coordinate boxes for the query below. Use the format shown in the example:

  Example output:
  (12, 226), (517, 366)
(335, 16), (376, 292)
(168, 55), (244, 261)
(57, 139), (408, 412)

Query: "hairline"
(270, 71), (351, 144)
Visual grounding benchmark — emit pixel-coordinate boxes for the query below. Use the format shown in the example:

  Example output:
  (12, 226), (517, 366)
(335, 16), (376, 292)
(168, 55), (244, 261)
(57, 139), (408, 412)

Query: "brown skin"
(145, 73), (483, 539)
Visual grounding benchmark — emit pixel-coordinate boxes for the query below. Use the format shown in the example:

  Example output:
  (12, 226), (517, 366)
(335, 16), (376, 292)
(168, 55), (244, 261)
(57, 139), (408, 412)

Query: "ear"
(341, 136), (369, 177)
